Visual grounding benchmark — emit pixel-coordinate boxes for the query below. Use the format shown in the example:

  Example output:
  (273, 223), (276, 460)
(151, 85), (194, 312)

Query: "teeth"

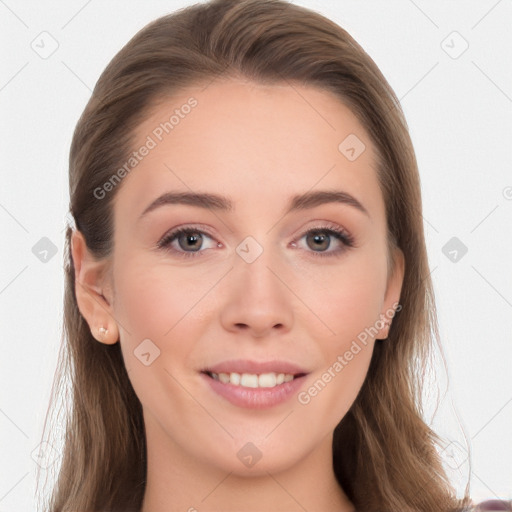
(218, 373), (230, 384)
(258, 373), (276, 387)
(240, 373), (259, 388)
(210, 371), (296, 388)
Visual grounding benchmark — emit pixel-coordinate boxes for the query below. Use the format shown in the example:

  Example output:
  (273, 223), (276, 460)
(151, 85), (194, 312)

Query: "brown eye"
(158, 227), (218, 257)
(296, 226), (355, 258)
(305, 231), (331, 251)
(176, 231), (203, 252)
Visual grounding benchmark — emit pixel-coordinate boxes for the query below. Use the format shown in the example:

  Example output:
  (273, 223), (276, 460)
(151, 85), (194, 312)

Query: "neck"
(140, 412), (355, 512)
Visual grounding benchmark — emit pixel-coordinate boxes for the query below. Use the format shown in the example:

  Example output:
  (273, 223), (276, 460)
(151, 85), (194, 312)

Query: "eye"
(157, 226), (219, 258)
(294, 224), (355, 258)
(157, 223), (355, 259)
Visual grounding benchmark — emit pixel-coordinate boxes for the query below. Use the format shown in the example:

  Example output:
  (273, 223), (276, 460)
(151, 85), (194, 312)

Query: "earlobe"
(71, 229), (119, 345)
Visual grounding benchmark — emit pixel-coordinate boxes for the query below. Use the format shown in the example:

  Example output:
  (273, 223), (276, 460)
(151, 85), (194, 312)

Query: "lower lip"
(201, 372), (307, 409)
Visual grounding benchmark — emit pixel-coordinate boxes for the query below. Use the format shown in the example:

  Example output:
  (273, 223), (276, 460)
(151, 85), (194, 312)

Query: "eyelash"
(157, 223), (355, 259)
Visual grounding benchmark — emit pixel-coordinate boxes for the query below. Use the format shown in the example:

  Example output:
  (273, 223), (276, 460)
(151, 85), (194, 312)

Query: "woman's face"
(89, 79), (403, 475)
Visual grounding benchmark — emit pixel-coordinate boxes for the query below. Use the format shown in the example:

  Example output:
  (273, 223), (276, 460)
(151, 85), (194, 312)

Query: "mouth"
(199, 360), (310, 409)
(202, 370), (308, 389)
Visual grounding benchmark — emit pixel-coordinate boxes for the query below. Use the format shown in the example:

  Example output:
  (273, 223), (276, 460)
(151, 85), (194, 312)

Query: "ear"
(376, 246), (405, 340)
(71, 229), (119, 345)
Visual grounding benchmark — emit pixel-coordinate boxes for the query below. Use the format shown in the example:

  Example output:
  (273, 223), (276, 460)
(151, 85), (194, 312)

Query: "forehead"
(113, 78), (384, 224)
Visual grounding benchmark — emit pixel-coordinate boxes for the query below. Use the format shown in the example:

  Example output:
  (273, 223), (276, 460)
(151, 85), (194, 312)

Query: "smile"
(201, 370), (308, 409)
(207, 371), (299, 388)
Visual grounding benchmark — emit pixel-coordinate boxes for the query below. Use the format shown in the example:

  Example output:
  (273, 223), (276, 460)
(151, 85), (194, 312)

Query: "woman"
(39, 0), (489, 510)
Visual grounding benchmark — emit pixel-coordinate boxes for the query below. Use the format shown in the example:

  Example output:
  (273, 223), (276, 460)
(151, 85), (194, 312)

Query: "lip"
(201, 372), (308, 409)
(203, 359), (309, 376)
(200, 359), (310, 410)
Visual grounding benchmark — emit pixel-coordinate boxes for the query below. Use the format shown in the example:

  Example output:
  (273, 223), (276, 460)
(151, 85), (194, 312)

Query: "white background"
(1, 1), (511, 510)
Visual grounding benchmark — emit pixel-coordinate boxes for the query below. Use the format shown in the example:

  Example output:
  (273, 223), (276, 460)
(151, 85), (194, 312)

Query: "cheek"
(112, 254), (216, 340)
(111, 256), (211, 415)
(295, 260), (382, 427)
(297, 340), (373, 442)
(110, 256), (215, 402)
(290, 248), (385, 419)
(291, 249), (388, 343)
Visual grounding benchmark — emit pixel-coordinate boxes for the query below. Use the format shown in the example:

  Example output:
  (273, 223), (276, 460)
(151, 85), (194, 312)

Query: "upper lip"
(202, 359), (309, 376)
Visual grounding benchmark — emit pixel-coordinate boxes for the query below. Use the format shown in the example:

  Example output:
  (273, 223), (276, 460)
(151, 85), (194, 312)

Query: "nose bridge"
(219, 235), (294, 336)
(235, 239), (284, 305)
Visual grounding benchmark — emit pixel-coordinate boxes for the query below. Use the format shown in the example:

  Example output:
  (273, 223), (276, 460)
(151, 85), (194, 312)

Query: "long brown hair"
(39, 0), (472, 510)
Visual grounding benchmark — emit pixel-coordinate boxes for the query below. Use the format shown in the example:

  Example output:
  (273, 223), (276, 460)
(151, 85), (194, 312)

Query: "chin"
(204, 435), (308, 477)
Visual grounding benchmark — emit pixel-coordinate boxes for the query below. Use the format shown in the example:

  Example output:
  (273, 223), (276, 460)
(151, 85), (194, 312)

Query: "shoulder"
(472, 500), (512, 511)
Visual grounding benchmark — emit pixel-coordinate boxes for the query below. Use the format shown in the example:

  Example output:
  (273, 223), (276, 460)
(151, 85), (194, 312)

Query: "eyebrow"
(138, 189), (370, 221)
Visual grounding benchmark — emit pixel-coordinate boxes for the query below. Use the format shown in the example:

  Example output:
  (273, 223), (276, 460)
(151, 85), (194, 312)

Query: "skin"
(72, 78), (404, 512)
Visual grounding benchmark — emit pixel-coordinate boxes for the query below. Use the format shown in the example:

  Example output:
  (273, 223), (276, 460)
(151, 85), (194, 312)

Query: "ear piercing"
(379, 317), (392, 341)
(379, 314), (392, 329)
(98, 326), (109, 337)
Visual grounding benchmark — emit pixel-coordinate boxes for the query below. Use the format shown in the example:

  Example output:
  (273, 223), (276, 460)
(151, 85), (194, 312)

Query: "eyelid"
(158, 223), (217, 244)
(293, 221), (353, 242)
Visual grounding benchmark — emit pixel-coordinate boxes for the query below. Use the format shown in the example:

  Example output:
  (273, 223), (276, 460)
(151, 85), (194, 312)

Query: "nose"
(219, 251), (294, 338)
